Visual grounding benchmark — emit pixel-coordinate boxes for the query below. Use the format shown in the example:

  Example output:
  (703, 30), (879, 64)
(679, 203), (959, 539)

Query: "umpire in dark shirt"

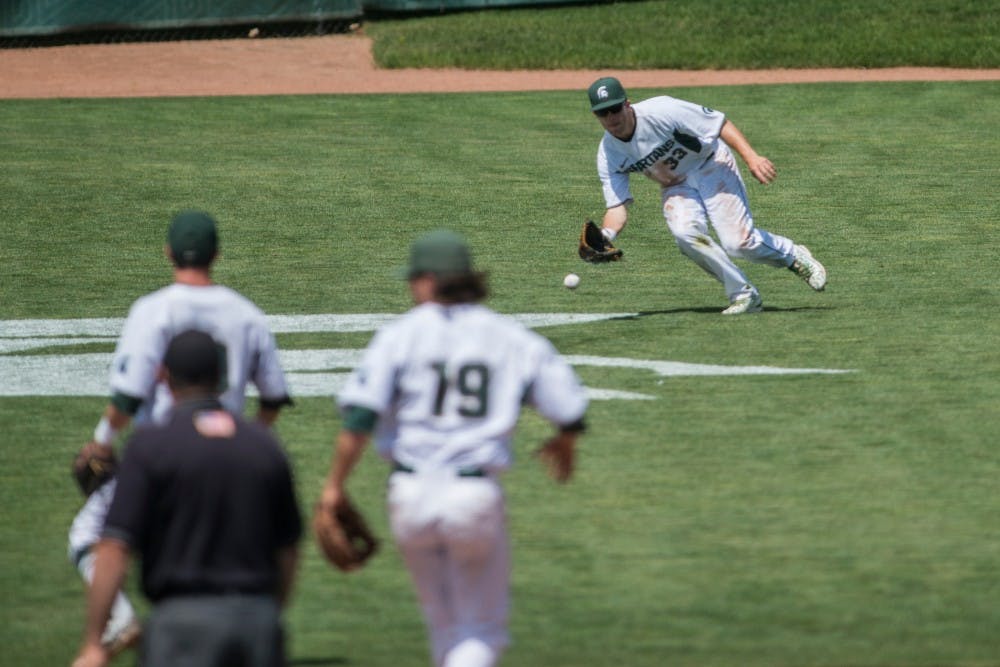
(72, 329), (302, 667)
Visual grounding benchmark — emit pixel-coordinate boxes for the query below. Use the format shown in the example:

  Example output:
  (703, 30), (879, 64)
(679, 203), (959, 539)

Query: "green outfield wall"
(361, 0), (584, 11)
(0, 0), (587, 37)
(0, 0), (363, 37)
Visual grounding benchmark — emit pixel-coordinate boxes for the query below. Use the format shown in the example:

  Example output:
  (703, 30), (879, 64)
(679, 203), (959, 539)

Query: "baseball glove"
(578, 220), (623, 263)
(72, 441), (118, 496)
(313, 497), (379, 572)
(535, 432), (576, 483)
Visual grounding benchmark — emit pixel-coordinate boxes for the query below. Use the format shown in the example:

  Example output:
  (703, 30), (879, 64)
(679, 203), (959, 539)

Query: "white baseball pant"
(388, 470), (510, 667)
(661, 142), (795, 301)
(68, 479), (138, 643)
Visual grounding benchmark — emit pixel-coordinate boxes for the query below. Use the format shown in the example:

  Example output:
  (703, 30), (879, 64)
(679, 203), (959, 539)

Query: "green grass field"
(367, 0), (1000, 69)
(2, 75), (999, 667)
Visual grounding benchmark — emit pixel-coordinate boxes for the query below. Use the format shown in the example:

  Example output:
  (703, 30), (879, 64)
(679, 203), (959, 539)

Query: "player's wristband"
(601, 227), (618, 241)
(93, 417), (119, 446)
(110, 392), (143, 416)
(559, 418), (587, 434)
(259, 395), (294, 410)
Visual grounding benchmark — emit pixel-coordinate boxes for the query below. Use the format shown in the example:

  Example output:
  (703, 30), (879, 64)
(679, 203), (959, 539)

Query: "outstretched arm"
(720, 119), (777, 185)
(601, 203), (629, 238)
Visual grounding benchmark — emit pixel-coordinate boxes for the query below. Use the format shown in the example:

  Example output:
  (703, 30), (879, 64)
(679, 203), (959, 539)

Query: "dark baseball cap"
(400, 230), (473, 279)
(588, 76), (628, 112)
(163, 329), (222, 389)
(168, 210), (218, 267)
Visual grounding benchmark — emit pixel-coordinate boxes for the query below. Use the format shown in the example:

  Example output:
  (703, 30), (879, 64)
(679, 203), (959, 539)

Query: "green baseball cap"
(400, 229), (473, 279)
(168, 210), (218, 267)
(588, 76), (628, 111)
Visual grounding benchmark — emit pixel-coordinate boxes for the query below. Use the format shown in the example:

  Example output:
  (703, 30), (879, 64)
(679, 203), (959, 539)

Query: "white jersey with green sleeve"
(598, 95), (727, 207)
(110, 283), (289, 424)
(338, 302), (588, 473)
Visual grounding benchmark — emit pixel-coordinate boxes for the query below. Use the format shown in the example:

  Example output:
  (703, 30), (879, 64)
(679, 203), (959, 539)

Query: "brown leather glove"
(578, 220), (623, 263)
(72, 441), (118, 496)
(313, 496), (379, 572)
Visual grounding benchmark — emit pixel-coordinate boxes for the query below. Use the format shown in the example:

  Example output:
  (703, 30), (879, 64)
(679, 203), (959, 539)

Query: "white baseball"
(563, 273), (580, 289)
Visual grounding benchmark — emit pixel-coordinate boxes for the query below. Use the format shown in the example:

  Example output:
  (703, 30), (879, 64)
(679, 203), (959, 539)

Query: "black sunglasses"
(594, 102), (624, 117)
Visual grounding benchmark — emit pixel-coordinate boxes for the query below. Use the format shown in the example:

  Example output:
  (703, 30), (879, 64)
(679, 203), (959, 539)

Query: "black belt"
(156, 588), (271, 601)
(392, 461), (487, 478)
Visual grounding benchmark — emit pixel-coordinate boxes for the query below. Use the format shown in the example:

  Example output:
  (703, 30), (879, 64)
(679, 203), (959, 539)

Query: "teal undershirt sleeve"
(343, 405), (378, 433)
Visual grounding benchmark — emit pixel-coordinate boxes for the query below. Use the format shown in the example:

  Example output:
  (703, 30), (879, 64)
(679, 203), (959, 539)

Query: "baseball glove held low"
(313, 498), (379, 573)
(536, 432), (576, 483)
(578, 220), (623, 263)
(72, 441), (118, 496)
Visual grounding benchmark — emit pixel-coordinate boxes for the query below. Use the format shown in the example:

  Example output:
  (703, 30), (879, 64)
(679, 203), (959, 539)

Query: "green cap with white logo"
(588, 76), (627, 111)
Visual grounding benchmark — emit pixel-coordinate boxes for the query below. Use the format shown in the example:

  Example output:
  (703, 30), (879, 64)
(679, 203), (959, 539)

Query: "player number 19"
(431, 362), (490, 417)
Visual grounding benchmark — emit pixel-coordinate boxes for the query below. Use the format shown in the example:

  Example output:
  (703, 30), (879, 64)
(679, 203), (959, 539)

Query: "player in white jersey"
(587, 76), (827, 314)
(319, 230), (588, 667)
(68, 210), (292, 657)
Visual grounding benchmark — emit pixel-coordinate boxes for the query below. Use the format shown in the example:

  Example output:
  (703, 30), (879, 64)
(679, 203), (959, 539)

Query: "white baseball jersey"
(70, 282), (288, 558)
(338, 302), (588, 473)
(597, 95), (727, 207)
(110, 283), (289, 424)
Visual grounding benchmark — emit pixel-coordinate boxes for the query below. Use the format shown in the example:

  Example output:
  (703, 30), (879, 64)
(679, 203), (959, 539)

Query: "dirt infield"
(2, 34), (998, 99)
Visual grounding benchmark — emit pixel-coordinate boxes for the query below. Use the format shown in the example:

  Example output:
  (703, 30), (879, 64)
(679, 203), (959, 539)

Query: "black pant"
(142, 594), (284, 667)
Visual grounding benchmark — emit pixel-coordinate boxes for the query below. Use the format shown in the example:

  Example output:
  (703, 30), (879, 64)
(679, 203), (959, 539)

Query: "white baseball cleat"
(721, 292), (763, 315)
(790, 244), (827, 291)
